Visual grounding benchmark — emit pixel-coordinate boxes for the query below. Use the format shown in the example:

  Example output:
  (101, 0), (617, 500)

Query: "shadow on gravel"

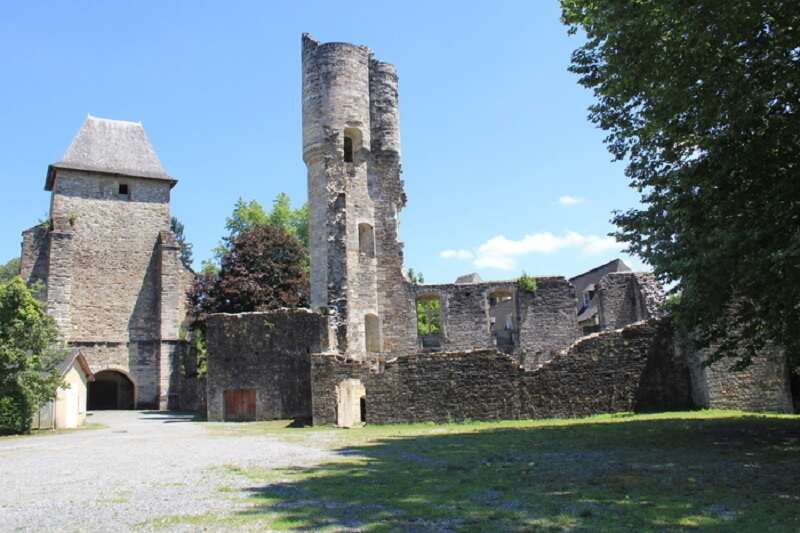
(236, 415), (800, 531)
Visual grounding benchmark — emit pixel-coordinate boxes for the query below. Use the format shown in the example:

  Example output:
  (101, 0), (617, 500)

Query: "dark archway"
(88, 370), (135, 410)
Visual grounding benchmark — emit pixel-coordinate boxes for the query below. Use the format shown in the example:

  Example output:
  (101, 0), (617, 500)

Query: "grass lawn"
(180, 410), (800, 531)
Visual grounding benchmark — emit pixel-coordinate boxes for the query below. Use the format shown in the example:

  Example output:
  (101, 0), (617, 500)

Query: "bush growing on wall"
(0, 278), (65, 434)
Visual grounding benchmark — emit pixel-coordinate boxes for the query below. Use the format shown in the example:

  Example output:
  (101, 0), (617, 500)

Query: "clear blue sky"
(0, 1), (646, 283)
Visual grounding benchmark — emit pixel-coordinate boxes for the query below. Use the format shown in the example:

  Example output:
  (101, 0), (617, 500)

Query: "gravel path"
(0, 411), (333, 532)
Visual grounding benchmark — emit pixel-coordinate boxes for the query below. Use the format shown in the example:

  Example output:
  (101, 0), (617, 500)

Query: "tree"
(212, 194), (310, 262)
(406, 268), (425, 284)
(170, 217), (193, 269)
(561, 1), (800, 369)
(0, 258), (20, 284)
(189, 225), (309, 321)
(416, 298), (441, 336)
(0, 278), (65, 434)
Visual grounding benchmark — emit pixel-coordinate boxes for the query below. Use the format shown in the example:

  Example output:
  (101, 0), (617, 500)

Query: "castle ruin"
(21, 35), (797, 424)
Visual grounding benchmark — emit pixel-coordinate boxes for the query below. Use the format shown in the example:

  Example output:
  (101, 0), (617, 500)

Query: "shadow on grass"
(235, 415), (800, 532)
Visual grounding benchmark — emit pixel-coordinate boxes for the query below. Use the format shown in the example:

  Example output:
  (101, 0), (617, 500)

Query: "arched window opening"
(416, 295), (443, 350)
(365, 313), (382, 353)
(488, 290), (517, 354)
(358, 223), (375, 257)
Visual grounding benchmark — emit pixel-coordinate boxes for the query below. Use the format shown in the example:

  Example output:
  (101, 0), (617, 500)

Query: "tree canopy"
(0, 277), (65, 434)
(0, 258), (20, 284)
(170, 216), (193, 269)
(190, 224), (309, 321)
(212, 194), (309, 262)
(561, 1), (800, 368)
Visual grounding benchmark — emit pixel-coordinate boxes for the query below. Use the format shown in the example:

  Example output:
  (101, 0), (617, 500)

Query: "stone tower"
(20, 115), (194, 409)
(302, 34), (417, 357)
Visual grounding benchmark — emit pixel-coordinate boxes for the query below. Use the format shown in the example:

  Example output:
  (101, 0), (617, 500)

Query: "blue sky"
(0, 1), (646, 283)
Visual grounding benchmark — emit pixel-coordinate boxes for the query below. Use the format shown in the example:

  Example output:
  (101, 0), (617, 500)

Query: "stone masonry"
(20, 116), (193, 409)
(310, 319), (693, 425)
(205, 310), (328, 421)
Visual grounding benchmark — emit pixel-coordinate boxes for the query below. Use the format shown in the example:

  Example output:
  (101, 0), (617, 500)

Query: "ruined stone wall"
(205, 310), (328, 421)
(686, 340), (793, 413)
(370, 58), (418, 356)
(311, 319), (692, 425)
(516, 277), (582, 369)
(20, 225), (49, 299)
(596, 272), (663, 331)
(409, 277), (580, 368)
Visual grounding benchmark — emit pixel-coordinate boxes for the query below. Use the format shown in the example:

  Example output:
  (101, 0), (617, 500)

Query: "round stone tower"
(302, 34), (417, 357)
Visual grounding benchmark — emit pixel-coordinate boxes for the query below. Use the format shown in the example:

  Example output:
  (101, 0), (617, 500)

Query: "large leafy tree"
(190, 224), (309, 321)
(561, 1), (800, 368)
(0, 277), (65, 434)
(212, 194), (309, 262)
(0, 258), (20, 284)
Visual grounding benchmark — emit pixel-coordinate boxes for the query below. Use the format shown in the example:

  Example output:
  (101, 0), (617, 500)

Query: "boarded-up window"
(358, 223), (375, 257)
(223, 389), (257, 421)
(365, 314), (381, 353)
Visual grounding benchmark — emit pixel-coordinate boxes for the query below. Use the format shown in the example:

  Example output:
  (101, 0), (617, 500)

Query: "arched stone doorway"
(88, 370), (135, 410)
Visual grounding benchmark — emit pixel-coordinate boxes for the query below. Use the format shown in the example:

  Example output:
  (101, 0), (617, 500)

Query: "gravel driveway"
(0, 411), (332, 532)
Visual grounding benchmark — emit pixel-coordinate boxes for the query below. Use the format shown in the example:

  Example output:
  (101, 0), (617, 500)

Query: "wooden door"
(223, 389), (257, 421)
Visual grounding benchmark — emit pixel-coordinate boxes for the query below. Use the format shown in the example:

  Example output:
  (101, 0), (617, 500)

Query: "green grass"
(173, 410), (800, 531)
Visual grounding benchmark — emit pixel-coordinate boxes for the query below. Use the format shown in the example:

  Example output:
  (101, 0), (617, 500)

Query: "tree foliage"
(406, 268), (425, 284)
(0, 258), (20, 284)
(212, 194), (309, 261)
(416, 298), (442, 336)
(562, 0), (800, 368)
(170, 216), (193, 269)
(0, 278), (65, 434)
(190, 225), (309, 322)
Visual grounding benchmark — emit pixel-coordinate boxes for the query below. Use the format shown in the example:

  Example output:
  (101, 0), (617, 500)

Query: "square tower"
(20, 116), (194, 409)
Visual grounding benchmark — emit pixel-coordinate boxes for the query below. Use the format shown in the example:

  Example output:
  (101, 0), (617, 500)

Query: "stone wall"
(687, 340), (794, 413)
(409, 277), (580, 369)
(596, 272), (663, 331)
(311, 319), (692, 425)
(516, 277), (583, 368)
(205, 310), (328, 421)
(20, 224), (49, 299)
(50, 171), (171, 343)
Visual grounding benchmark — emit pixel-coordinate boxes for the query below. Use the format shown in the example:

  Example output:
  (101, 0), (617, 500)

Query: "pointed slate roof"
(45, 115), (176, 190)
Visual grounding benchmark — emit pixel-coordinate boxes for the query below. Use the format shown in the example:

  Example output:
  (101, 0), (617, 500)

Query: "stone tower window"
(358, 223), (375, 257)
(118, 183), (129, 197)
(343, 136), (354, 163)
(365, 314), (381, 353)
(343, 128), (362, 164)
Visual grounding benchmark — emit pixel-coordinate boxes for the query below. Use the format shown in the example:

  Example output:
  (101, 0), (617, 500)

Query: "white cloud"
(440, 249), (473, 260)
(558, 195), (585, 206)
(439, 231), (624, 271)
